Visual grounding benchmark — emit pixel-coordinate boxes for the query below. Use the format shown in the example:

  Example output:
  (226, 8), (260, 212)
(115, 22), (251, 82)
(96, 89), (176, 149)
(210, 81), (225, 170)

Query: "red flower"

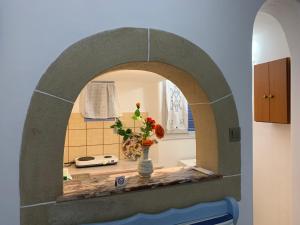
(136, 102), (140, 109)
(146, 117), (155, 125)
(155, 124), (165, 139)
(142, 139), (154, 146)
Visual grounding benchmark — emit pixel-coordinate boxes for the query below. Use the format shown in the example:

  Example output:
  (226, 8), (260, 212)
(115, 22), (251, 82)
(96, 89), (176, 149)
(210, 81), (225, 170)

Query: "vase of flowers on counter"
(111, 102), (165, 178)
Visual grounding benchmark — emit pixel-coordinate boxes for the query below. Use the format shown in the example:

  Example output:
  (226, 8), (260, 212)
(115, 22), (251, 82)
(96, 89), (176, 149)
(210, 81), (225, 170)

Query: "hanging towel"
(80, 81), (120, 119)
(164, 80), (188, 133)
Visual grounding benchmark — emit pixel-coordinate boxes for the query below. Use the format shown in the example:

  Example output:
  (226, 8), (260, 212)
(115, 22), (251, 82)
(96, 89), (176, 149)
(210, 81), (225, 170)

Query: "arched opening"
(252, 10), (292, 225)
(63, 69), (197, 171)
(62, 63), (215, 198)
(20, 28), (240, 225)
(252, 1), (300, 224)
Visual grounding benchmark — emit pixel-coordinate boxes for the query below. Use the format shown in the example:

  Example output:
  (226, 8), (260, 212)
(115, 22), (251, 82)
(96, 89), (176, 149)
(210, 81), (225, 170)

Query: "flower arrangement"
(111, 102), (165, 160)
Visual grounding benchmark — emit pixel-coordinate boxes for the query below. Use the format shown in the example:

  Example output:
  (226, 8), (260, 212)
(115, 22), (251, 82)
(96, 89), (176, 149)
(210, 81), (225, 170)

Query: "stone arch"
(20, 28), (240, 225)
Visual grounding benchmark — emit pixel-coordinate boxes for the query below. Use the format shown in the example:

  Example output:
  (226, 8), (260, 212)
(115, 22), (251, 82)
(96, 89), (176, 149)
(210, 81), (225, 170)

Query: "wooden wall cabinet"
(254, 57), (290, 124)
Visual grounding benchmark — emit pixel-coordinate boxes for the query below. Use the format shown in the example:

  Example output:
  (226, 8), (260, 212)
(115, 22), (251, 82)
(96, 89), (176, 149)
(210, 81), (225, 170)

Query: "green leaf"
(115, 118), (121, 125)
(123, 136), (129, 141)
(125, 128), (132, 134)
(118, 129), (126, 136)
(134, 109), (141, 117)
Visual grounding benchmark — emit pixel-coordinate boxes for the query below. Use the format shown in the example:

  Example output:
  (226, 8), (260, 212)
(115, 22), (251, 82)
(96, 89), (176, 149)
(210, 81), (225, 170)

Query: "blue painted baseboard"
(83, 197), (239, 225)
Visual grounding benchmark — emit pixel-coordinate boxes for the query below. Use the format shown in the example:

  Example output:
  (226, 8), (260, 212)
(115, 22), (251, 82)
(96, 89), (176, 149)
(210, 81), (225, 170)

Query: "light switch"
(229, 127), (241, 142)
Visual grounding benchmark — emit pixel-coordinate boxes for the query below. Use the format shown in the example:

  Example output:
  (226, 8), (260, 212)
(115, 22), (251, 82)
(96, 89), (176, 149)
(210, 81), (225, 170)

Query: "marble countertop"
(60, 166), (222, 202)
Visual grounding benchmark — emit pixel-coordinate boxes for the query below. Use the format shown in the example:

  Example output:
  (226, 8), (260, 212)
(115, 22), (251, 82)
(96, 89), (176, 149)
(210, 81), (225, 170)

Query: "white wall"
(252, 13), (290, 64)
(158, 140), (196, 167)
(72, 70), (164, 114)
(258, 5), (300, 224)
(253, 12), (291, 225)
(0, 1), (263, 225)
(72, 70), (196, 166)
(256, 1), (300, 225)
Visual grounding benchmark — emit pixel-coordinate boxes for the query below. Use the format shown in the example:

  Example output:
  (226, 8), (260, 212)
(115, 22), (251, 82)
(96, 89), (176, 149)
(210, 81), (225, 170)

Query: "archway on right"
(252, 1), (300, 225)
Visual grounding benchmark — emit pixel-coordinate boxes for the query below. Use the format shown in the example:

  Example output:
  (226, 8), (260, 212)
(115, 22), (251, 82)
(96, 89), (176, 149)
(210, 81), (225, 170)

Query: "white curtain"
(164, 80), (188, 133)
(80, 81), (120, 119)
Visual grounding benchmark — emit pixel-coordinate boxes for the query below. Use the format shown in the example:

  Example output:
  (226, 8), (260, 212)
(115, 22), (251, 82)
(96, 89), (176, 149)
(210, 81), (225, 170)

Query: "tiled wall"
(64, 112), (148, 163)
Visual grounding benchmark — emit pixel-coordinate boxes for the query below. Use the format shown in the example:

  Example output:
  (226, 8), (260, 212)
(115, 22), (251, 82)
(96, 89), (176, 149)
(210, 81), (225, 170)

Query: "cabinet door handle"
(268, 94), (274, 99)
(263, 94), (268, 99)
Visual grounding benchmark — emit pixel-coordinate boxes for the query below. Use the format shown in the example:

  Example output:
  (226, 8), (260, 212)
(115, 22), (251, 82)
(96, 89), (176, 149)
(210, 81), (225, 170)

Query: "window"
(188, 106), (195, 132)
(162, 80), (195, 140)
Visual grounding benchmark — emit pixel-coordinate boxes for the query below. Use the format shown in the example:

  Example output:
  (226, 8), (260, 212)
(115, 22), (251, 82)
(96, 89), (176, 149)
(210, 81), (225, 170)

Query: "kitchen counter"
(60, 166), (222, 202)
(65, 159), (163, 176)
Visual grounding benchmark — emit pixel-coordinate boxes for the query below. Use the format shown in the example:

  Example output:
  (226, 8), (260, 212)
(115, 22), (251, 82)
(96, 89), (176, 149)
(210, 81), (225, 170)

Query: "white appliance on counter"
(178, 158), (196, 167)
(75, 155), (118, 168)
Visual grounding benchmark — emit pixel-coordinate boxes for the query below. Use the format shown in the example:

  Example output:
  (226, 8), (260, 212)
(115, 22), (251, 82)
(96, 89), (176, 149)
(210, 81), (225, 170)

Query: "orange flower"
(155, 124), (165, 139)
(142, 139), (154, 146)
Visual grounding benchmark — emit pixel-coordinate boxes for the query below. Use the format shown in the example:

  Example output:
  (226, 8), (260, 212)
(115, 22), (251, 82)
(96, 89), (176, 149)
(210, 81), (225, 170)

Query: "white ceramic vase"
(138, 146), (153, 178)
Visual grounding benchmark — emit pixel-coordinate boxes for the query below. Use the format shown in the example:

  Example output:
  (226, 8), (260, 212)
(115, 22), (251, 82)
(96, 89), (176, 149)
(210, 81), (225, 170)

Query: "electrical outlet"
(229, 127), (241, 142)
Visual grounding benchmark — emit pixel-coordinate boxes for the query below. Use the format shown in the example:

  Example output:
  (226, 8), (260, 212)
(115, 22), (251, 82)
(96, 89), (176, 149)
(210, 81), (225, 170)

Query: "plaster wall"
(0, 1), (263, 225)
(253, 12), (291, 225)
(259, 1), (300, 224)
